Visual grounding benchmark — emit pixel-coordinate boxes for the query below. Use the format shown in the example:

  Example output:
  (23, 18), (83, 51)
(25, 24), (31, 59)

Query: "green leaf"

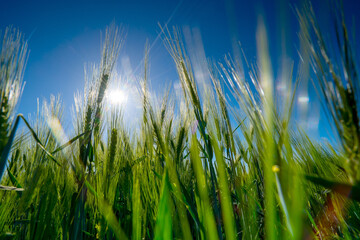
(154, 172), (172, 240)
(132, 172), (142, 240)
(0, 114), (21, 181)
(51, 132), (87, 154)
(7, 168), (23, 196)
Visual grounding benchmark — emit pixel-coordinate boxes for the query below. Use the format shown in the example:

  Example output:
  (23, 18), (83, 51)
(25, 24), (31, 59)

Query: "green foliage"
(1, 2), (360, 240)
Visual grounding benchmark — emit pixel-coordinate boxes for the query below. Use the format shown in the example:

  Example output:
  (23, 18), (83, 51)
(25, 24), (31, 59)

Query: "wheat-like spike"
(0, 95), (10, 153)
(0, 27), (27, 182)
(104, 128), (118, 199)
(298, 2), (360, 183)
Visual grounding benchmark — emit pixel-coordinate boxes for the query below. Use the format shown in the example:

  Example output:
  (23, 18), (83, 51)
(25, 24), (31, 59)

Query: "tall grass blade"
(154, 172), (173, 240)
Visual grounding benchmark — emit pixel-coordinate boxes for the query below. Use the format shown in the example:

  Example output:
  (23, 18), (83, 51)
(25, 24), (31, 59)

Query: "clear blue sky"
(1, 0), (360, 141)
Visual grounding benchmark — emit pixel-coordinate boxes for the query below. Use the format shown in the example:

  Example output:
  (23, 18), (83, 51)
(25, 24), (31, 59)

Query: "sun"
(106, 89), (128, 105)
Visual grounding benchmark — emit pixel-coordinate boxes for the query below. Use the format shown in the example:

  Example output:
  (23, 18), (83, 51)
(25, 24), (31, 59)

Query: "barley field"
(1, 2), (360, 239)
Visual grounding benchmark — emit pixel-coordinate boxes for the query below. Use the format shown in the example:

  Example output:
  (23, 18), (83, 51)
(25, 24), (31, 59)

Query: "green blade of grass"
(51, 132), (87, 154)
(274, 169), (294, 237)
(132, 169), (142, 240)
(0, 114), (21, 181)
(154, 172), (173, 240)
(190, 135), (219, 240)
(211, 135), (237, 240)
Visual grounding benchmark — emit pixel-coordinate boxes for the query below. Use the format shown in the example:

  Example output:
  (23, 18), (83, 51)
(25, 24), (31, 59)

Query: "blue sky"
(1, 0), (360, 141)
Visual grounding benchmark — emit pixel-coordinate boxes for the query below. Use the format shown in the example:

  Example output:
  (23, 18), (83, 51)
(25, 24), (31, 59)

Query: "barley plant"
(1, 2), (360, 240)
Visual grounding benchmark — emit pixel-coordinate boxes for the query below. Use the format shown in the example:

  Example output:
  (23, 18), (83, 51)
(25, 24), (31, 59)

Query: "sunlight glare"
(107, 89), (128, 105)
